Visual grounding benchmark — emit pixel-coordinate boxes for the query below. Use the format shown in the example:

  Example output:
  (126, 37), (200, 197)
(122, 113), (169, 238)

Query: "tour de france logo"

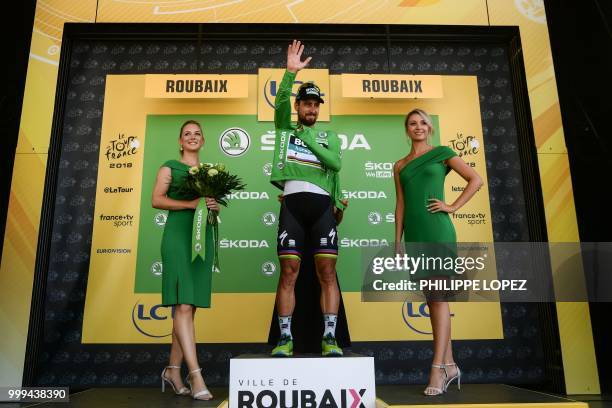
(104, 133), (140, 169)
(219, 127), (250, 157)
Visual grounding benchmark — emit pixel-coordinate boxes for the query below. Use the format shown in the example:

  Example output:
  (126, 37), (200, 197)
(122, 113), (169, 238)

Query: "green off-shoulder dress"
(399, 146), (458, 279)
(160, 160), (213, 308)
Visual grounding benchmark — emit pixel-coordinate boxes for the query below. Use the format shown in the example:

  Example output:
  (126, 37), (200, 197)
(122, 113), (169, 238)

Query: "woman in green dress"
(152, 120), (218, 400)
(393, 109), (483, 396)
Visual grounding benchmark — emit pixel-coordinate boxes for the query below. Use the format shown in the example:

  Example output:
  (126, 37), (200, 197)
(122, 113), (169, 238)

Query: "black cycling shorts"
(277, 192), (338, 260)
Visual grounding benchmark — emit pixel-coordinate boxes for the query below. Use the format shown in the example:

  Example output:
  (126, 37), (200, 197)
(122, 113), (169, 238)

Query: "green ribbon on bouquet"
(191, 198), (221, 273)
(191, 198), (207, 262)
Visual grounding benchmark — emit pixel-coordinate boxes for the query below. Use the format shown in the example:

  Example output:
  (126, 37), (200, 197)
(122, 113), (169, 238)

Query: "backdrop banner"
(82, 72), (501, 343)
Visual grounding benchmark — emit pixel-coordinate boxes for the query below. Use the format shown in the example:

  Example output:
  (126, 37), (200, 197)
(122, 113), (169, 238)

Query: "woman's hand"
(395, 242), (406, 257)
(427, 198), (455, 213)
(205, 197), (220, 212)
(188, 198), (201, 209)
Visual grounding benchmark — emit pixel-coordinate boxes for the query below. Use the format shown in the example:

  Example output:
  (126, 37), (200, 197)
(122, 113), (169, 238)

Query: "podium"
(229, 353), (376, 408)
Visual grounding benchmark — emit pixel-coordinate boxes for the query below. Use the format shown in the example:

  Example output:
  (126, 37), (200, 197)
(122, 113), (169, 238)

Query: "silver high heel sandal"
(186, 368), (213, 400)
(443, 362), (462, 391)
(161, 365), (190, 395)
(423, 364), (447, 396)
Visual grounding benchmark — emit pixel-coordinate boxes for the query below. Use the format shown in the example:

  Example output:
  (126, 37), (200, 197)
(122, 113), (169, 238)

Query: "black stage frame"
(23, 23), (562, 393)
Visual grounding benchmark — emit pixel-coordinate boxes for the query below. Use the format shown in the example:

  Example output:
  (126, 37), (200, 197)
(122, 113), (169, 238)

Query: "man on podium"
(269, 40), (347, 357)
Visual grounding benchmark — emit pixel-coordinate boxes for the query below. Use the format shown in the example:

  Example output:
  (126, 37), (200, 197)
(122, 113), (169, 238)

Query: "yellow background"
(1, 0), (598, 394)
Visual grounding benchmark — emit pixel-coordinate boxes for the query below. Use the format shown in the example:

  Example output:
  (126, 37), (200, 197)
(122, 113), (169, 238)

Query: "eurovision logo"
(220, 127), (251, 157)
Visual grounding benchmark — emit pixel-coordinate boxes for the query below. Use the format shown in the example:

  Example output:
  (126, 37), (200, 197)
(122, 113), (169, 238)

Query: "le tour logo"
(105, 133), (139, 169)
(448, 132), (480, 158)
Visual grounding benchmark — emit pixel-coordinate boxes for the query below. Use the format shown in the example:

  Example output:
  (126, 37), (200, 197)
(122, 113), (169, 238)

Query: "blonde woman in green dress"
(152, 120), (219, 400)
(393, 109), (483, 396)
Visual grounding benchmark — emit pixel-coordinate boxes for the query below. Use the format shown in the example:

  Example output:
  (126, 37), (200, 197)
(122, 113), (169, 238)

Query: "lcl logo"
(131, 301), (174, 338)
(263, 78), (325, 110)
(402, 302), (455, 335)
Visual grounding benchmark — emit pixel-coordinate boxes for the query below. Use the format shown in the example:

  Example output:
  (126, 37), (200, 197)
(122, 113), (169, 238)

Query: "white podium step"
(229, 353), (376, 408)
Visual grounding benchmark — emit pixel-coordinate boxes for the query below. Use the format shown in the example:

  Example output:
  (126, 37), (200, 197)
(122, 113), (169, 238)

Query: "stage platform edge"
(16, 385), (589, 407)
(374, 384), (588, 408)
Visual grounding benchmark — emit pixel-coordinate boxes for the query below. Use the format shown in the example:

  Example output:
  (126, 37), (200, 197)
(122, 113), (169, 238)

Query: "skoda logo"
(151, 261), (163, 277)
(154, 212), (167, 227)
(262, 212), (277, 226)
(368, 211), (382, 225)
(219, 127), (250, 157)
(262, 261), (276, 276)
(263, 162), (272, 176)
(194, 243), (202, 252)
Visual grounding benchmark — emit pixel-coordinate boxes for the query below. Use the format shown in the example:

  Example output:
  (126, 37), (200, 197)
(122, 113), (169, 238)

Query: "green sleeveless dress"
(160, 160), (213, 308)
(399, 146), (458, 279)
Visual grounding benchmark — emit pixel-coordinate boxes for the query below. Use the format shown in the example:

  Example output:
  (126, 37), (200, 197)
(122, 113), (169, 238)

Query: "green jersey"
(269, 70), (345, 210)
